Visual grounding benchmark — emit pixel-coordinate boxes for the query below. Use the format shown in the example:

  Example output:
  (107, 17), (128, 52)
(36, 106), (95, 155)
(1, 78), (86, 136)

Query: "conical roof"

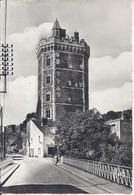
(52, 18), (61, 30)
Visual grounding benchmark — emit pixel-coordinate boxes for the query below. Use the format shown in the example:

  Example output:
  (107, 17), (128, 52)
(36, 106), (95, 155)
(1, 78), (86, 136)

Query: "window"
(31, 138), (33, 144)
(46, 92), (51, 101)
(47, 58), (50, 66)
(46, 109), (51, 118)
(46, 75), (51, 84)
(39, 136), (40, 142)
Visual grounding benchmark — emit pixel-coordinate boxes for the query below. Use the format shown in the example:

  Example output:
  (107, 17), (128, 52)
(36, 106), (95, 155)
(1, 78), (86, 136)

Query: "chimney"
(121, 112), (124, 120)
(74, 31), (79, 42)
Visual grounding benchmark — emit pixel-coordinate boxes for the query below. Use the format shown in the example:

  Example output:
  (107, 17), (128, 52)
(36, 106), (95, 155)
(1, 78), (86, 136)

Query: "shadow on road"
(1, 184), (88, 194)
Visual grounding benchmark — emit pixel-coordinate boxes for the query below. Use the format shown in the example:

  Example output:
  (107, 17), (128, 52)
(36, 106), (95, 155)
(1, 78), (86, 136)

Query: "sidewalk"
(59, 163), (132, 194)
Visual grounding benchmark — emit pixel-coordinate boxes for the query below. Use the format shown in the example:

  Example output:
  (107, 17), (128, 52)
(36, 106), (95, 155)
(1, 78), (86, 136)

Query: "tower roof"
(52, 18), (61, 30)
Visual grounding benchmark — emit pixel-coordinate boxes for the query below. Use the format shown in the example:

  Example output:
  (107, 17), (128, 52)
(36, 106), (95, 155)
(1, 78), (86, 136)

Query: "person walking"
(54, 155), (59, 166)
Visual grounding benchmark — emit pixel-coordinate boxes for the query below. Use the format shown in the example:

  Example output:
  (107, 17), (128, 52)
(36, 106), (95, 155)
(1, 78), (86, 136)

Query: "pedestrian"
(54, 155), (59, 165)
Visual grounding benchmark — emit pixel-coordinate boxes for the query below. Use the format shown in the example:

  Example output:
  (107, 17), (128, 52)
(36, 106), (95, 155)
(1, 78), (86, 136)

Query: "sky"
(0, 0), (132, 125)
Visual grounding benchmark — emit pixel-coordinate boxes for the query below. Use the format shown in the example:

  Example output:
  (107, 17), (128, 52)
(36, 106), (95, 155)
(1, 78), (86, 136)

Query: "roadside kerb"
(0, 159), (14, 171)
(0, 163), (20, 185)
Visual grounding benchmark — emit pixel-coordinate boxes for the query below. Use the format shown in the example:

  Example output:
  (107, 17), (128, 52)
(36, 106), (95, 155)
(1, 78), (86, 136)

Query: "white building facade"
(26, 119), (55, 157)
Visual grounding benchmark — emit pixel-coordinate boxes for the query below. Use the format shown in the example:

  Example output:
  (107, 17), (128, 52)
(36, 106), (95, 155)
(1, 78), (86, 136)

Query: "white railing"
(62, 157), (132, 187)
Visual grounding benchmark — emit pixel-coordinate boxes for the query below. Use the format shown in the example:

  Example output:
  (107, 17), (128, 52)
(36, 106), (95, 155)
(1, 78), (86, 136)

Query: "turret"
(52, 18), (60, 37)
(52, 19), (66, 40)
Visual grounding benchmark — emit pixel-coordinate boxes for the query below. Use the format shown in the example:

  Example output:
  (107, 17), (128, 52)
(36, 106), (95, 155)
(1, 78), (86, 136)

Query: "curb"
(1, 164), (20, 185)
(59, 164), (113, 194)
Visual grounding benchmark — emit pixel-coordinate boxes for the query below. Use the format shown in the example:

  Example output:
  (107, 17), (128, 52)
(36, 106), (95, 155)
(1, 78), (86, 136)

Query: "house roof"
(31, 119), (46, 134)
(31, 119), (57, 134)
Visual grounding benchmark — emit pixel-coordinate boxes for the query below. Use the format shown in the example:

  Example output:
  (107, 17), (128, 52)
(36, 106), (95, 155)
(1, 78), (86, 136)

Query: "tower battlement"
(37, 20), (90, 59)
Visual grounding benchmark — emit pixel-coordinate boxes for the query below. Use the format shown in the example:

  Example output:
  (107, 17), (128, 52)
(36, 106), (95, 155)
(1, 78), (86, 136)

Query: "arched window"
(46, 74), (51, 84)
(46, 91), (51, 102)
(46, 58), (50, 66)
(46, 55), (50, 66)
(46, 108), (51, 118)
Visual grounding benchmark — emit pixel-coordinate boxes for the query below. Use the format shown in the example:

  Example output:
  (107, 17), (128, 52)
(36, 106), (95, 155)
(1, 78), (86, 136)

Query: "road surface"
(2, 156), (112, 194)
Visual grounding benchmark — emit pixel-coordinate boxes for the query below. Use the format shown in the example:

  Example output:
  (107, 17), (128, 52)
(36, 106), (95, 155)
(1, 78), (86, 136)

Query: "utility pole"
(0, 0), (13, 159)
(3, 126), (6, 158)
(0, 106), (3, 160)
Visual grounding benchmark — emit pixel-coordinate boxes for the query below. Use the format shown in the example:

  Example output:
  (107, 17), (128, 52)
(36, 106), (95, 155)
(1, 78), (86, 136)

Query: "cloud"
(90, 82), (132, 113)
(1, 20), (131, 125)
(90, 51), (132, 92)
(3, 76), (37, 125)
(90, 51), (131, 82)
(7, 23), (53, 78)
(6, 0), (131, 57)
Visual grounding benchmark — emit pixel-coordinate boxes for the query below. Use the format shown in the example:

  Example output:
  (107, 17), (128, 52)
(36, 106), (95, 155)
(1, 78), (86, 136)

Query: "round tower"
(36, 19), (90, 122)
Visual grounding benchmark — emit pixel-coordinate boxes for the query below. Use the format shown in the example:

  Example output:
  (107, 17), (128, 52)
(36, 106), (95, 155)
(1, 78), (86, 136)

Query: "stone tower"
(36, 19), (90, 123)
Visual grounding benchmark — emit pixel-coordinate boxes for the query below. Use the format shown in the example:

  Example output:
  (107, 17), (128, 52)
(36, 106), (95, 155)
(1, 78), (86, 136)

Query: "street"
(1, 156), (112, 194)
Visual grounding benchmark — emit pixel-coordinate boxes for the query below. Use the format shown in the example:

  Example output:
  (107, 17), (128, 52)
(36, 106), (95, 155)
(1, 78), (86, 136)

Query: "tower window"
(46, 58), (50, 66)
(46, 109), (51, 118)
(46, 92), (51, 101)
(46, 75), (51, 84)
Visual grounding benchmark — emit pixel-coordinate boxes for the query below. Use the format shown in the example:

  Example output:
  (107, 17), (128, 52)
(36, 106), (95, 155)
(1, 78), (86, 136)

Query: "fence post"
(61, 156), (63, 164)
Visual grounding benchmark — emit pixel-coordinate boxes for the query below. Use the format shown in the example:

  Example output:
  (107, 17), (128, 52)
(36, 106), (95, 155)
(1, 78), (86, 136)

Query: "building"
(36, 19), (90, 122)
(107, 116), (132, 143)
(27, 19), (90, 157)
(26, 119), (56, 158)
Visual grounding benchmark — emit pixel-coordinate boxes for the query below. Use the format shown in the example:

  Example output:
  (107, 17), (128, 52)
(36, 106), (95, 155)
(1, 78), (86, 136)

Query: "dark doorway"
(48, 147), (55, 155)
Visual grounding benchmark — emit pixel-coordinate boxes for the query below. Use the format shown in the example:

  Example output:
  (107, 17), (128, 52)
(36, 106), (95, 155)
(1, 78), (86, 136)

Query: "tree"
(55, 109), (132, 166)
(103, 109), (132, 121)
(123, 109), (132, 120)
(102, 111), (121, 121)
(56, 110), (117, 159)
